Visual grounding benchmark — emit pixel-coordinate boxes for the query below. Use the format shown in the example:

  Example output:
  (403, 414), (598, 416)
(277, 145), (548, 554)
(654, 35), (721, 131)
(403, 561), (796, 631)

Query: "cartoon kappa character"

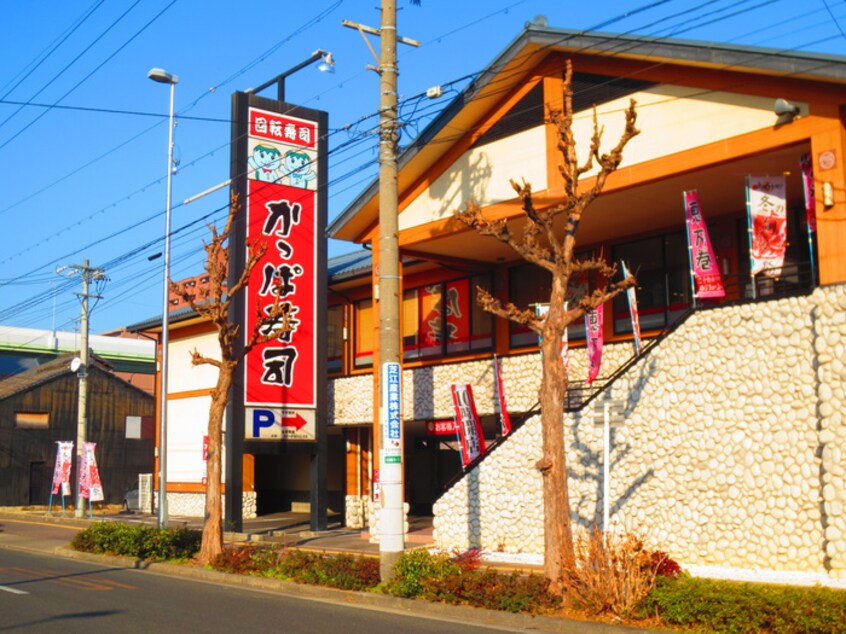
(283, 149), (317, 189)
(248, 144), (283, 182)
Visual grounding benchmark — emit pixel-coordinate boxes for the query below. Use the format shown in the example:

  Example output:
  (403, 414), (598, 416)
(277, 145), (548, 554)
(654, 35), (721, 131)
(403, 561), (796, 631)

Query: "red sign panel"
(244, 107), (318, 410)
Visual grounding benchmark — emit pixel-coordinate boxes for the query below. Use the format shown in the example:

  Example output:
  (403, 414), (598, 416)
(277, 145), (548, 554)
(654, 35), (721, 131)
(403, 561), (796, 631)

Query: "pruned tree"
(169, 194), (294, 565)
(456, 61), (640, 592)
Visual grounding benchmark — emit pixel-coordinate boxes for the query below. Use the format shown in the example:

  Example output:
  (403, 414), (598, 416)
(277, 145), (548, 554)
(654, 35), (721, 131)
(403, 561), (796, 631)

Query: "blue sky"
(0, 0), (844, 335)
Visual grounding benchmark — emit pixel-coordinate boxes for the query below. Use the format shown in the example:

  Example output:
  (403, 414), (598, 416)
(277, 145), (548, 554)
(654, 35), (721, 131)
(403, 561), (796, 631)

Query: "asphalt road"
(0, 549), (525, 634)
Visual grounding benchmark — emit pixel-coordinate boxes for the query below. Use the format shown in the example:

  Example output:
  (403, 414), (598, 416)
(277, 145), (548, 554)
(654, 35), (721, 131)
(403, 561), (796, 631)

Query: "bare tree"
(457, 61), (639, 591)
(169, 195), (294, 565)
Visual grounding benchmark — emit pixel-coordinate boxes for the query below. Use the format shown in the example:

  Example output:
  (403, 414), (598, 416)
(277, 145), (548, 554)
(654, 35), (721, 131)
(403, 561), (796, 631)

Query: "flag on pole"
(746, 175), (787, 278)
(450, 384), (486, 467)
(80, 442), (104, 502)
(585, 303), (604, 384)
(51, 441), (74, 496)
(620, 261), (642, 355)
(683, 190), (726, 298)
(800, 153), (816, 232)
(493, 356), (512, 437)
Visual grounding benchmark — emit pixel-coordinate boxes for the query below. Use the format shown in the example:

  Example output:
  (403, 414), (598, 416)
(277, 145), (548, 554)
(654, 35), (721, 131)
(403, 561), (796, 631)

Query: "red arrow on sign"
(279, 413), (308, 431)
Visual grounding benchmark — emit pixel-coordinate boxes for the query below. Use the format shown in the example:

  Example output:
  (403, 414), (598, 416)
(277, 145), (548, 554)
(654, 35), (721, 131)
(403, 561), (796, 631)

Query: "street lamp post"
(246, 49), (334, 101)
(148, 67), (179, 529)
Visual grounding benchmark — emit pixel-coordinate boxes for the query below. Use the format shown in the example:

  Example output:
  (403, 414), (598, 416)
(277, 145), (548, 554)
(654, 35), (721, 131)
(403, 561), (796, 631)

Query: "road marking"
(0, 585), (28, 595)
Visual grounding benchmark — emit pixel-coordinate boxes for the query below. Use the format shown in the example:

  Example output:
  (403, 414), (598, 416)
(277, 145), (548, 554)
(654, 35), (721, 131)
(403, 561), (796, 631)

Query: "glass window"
(612, 231), (690, 333)
(327, 304), (344, 374)
(403, 275), (494, 360)
(354, 299), (373, 368)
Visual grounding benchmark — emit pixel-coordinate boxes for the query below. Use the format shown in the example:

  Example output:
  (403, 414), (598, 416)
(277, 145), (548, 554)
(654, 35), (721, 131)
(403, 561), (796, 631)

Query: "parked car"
(122, 484), (140, 512)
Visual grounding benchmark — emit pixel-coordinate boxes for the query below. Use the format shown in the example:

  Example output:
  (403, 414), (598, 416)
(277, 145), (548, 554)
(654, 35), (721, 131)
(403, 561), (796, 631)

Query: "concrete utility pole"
(58, 259), (105, 518)
(343, 1), (419, 581)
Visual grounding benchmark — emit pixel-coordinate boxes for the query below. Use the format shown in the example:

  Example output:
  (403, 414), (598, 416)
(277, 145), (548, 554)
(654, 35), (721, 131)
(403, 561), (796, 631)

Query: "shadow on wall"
(570, 356), (658, 529)
(428, 151), (494, 222)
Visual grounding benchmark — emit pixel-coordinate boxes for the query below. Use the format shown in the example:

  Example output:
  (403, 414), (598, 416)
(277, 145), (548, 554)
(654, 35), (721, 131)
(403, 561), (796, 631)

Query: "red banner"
(683, 190), (725, 298)
(493, 356), (512, 437)
(244, 108), (318, 410)
(450, 384), (486, 467)
(801, 154), (816, 233)
(585, 304), (604, 384)
(79, 442), (104, 502)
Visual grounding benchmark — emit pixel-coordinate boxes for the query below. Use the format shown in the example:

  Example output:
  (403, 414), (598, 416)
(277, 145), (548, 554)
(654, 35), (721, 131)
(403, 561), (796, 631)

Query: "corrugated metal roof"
(0, 353), (112, 401)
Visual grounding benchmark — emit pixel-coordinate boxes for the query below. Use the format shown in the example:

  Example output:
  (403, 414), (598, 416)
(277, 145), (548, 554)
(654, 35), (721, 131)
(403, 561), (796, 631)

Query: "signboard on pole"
(230, 97), (327, 444)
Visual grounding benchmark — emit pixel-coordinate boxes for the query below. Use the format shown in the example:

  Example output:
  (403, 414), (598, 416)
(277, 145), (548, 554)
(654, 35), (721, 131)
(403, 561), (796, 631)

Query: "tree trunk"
(198, 365), (233, 565)
(538, 275), (575, 592)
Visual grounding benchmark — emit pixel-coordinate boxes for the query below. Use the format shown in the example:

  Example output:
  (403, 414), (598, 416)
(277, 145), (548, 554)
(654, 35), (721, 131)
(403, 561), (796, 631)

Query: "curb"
(49, 547), (659, 634)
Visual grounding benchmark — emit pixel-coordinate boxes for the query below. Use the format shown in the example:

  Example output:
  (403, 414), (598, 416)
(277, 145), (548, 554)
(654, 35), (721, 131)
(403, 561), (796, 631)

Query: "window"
(327, 304), (345, 374)
(403, 275), (493, 360)
(612, 232), (690, 333)
(354, 299), (373, 368)
(16, 412), (49, 428)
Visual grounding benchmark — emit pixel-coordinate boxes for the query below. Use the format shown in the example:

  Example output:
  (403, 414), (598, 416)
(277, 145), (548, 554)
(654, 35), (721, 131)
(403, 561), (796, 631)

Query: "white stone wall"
(433, 285), (846, 579)
(162, 491), (257, 520)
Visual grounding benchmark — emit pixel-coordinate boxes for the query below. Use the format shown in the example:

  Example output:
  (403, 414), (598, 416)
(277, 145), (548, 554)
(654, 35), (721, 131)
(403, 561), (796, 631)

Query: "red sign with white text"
(244, 107), (318, 410)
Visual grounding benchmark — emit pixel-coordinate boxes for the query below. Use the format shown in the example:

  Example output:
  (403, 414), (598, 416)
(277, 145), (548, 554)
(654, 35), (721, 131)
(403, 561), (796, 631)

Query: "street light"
(245, 49), (335, 102)
(148, 66), (178, 529)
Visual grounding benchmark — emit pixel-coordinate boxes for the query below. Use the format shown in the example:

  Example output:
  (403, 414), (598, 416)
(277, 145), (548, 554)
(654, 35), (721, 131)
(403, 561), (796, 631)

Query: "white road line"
(0, 585), (28, 595)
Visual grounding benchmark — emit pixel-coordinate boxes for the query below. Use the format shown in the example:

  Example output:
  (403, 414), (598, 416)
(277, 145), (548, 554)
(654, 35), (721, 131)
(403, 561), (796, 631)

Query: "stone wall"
(433, 285), (846, 579)
(161, 491), (257, 520)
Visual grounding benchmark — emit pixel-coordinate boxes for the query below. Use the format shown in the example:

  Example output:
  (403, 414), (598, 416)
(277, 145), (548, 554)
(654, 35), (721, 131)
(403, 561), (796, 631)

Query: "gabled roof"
(328, 24), (846, 243)
(0, 353), (114, 401)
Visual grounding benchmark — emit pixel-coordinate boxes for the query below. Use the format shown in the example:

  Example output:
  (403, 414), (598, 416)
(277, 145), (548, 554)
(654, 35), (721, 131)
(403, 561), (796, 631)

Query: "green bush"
(212, 546), (380, 592)
(383, 549), (560, 614)
(71, 522), (200, 561)
(644, 574), (846, 634)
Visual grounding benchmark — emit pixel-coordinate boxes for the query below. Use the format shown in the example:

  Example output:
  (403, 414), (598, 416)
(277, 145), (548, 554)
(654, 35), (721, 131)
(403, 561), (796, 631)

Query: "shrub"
(384, 549), (560, 614)
(71, 522), (200, 561)
(212, 546), (380, 592)
(563, 526), (669, 618)
(644, 575), (846, 634)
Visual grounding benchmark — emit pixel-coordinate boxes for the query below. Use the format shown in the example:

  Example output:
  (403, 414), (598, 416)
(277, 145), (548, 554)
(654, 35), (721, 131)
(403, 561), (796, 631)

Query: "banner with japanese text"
(800, 154), (817, 233)
(585, 304), (604, 384)
(493, 356), (512, 437)
(746, 176), (787, 278)
(621, 261), (642, 355)
(243, 106), (320, 440)
(683, 190), (725, 298)
(79, 442), (104, 502)
(450, 384), (486, 467)
(51, 441), (73, 496)
(445, 278), (471, 352)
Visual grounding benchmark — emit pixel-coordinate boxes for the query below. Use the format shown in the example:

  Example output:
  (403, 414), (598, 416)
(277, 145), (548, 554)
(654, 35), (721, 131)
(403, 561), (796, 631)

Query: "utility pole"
(58, 259), (105, 518)
(343, 1), (419, 580)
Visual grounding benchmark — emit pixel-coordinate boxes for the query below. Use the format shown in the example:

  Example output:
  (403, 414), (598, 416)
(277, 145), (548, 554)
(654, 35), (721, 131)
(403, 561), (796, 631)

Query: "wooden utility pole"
(343, 1), (419, 580)
(58, 259), (105, 518)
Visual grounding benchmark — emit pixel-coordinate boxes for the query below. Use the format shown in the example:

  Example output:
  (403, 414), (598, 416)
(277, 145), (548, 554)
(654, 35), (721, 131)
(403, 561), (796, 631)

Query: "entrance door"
(29, 461), (46, 505)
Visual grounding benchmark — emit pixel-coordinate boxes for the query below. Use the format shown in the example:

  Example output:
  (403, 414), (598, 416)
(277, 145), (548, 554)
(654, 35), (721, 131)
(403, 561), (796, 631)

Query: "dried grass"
(563, 526), (665, 618)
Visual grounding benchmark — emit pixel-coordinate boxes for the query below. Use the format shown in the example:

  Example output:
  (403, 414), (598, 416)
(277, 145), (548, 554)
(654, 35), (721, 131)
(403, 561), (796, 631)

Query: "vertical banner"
(800, 154), (817, 233)
(450, 384), (486, 467)
(51, 441), (74, 496)
(620, 261), (642, 355)
(683, 190), (726, 298)
(585, 304), (604, 384)
(746, 176), (787, 278)
(800, 153), (817, 284)
(492, 356), (512, 437)
(84, 442), (104, 502)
